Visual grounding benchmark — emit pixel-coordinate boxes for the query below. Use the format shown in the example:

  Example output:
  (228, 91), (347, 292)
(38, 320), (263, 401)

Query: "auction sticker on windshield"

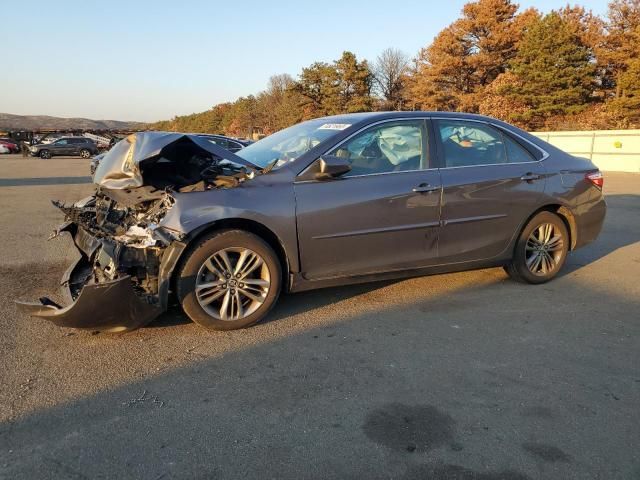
(318, 123), (351, 130)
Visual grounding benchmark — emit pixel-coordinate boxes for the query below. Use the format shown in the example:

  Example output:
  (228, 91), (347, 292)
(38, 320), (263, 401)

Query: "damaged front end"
(15, 132), (258, 331)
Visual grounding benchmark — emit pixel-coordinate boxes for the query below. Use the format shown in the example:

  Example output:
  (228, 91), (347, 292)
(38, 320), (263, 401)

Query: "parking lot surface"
(0, 154), (639, 479)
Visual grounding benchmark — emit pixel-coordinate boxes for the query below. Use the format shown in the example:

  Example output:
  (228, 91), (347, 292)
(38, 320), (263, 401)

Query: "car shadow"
(150, 279), (400, 329)
(3, 277), (639, 480)
(562, 194), (639, 275)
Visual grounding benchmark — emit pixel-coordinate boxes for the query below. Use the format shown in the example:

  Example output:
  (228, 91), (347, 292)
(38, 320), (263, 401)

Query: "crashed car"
(16, 132), (266, 332)
(17, 112), (606, 332)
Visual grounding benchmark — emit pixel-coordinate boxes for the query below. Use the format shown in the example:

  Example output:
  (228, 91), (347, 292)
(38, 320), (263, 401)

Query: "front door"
(433, 119), (546, 263)
(52, 139), (71, 155)
(294, 119), (442, 280)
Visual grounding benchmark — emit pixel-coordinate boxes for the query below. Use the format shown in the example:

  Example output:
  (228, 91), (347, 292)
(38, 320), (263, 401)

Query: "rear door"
(433, 118), (546, 263)
(69, 138), (83, 154)
(294, 119), (442, 280)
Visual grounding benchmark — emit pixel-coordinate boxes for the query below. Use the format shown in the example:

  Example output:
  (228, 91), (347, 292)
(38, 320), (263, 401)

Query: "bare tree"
(267, 73), (295, 96)
(373, 48), (410, 109)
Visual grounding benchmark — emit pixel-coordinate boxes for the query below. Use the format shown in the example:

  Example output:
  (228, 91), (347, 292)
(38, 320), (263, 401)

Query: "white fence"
(531, 130), (640, 173)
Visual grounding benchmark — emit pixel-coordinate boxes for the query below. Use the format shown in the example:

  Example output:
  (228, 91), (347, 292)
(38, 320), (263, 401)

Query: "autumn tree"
(598, 0), (640, 124)
(504, 12), (596, 129)
(295, 61), (338, 117)
(151, 0), (640, 134)
(224, 96), (260, 137)
(257, 74), (304, 134)
(373, 48), (410, 110)
(557, 5), (605, 51)
(478, 71), (528, 126)
(408, 0), (536, 112)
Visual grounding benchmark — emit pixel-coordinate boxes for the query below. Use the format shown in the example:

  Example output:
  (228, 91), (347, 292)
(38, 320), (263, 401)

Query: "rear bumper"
(575, 195), (607, 249)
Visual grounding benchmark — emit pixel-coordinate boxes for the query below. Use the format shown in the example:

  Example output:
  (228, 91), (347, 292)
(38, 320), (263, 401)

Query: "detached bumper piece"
(15, 230), (164, 332)
(15, 276), (161, 332)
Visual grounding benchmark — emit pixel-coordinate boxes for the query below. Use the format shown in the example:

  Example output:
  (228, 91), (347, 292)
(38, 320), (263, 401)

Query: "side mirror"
(314, 155), (351, 180)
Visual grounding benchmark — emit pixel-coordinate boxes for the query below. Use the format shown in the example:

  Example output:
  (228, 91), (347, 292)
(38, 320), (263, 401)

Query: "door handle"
(412, 183), (439, 193)
(520, 173), (541, 182)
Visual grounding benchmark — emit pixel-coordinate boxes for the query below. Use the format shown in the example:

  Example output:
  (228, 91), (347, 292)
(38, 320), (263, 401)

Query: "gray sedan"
(17, 112), (606, 332)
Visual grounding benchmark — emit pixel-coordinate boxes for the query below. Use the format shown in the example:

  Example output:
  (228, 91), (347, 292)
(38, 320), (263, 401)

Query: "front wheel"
(177, 230), (282, 330)
(504, 211), (569, 284)
(39, 150), (51, 159)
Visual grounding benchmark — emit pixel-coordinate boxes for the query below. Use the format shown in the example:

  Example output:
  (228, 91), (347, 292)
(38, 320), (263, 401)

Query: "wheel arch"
(520, 203), (577, 251)
(172, 218), (291, 295)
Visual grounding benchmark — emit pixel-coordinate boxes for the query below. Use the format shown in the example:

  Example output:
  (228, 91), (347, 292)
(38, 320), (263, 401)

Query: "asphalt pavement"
(0, 154), (638, 479)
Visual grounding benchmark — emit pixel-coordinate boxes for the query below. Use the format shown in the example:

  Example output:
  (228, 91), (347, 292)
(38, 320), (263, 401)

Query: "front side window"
(329, 121), (425, 176)
(55, 139), (68, 145)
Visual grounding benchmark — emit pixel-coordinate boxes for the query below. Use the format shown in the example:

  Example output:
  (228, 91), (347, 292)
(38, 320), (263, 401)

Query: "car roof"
(313, 111), (506, 126)
(197, 134), (244, 140)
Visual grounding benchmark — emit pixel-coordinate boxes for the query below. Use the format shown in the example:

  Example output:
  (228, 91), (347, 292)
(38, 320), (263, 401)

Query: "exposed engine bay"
(15, 132), (260, 331)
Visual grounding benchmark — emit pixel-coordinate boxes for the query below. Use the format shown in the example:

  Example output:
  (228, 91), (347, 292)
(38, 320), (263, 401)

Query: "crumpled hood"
(93, 131), (258, 189)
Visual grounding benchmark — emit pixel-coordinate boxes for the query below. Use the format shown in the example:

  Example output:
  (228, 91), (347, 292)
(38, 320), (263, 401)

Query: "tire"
(504, 211), (569, 284)
(39, 150), (51, 159)
(80, 149), (91, 159)
(177, 229), (282, 330)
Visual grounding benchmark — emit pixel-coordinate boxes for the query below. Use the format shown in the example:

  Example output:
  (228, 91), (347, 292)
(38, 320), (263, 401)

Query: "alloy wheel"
(525, 223), (564, 276)
(195, 247), (271, 320)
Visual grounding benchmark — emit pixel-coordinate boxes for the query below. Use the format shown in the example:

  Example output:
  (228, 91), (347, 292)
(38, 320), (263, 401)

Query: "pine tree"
(334, 51), (373, 113)
(506, 12), (596, 128)
(295, 52), (373, 117)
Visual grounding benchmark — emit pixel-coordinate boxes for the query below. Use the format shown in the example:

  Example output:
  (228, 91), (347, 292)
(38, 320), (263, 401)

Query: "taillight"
(586, 171), (604, 189)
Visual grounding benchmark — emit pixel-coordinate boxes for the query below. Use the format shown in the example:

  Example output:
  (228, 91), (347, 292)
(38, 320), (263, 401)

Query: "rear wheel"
(80, 149), (91, 159)
(505, 211), (569, 284)
(39, 150), (51, 159)
(177, 230), (282, 330)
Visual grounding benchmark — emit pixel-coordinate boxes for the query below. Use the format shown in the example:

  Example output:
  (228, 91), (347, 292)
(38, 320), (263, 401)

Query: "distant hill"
(0, 113), (146, 131)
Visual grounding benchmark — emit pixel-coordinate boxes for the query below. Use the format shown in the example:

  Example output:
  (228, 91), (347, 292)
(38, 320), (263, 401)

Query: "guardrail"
(531, 130), (640, 173)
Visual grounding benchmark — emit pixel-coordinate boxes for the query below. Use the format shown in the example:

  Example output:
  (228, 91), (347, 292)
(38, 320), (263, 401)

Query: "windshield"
(235, 119), (351, 169)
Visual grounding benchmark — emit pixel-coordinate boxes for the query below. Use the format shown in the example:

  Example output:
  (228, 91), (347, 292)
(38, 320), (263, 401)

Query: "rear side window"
(227, 141), (243, 152)
(210, 137), (229, 148)
(436, 120), (538, 167)
(503, 134), (535, 163)
(436, 120), (505, 167)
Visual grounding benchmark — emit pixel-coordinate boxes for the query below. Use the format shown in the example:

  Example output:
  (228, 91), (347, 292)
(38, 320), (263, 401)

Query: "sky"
(0, 0), (608, 122)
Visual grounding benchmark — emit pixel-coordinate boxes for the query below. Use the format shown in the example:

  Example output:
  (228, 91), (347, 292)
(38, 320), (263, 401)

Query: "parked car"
(17, 112), (606, 332)
(197, 134), (251, 152)
(29, 137), (99, 159)
(0, 138), (19, 153)
(0, 144), (10, 154)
